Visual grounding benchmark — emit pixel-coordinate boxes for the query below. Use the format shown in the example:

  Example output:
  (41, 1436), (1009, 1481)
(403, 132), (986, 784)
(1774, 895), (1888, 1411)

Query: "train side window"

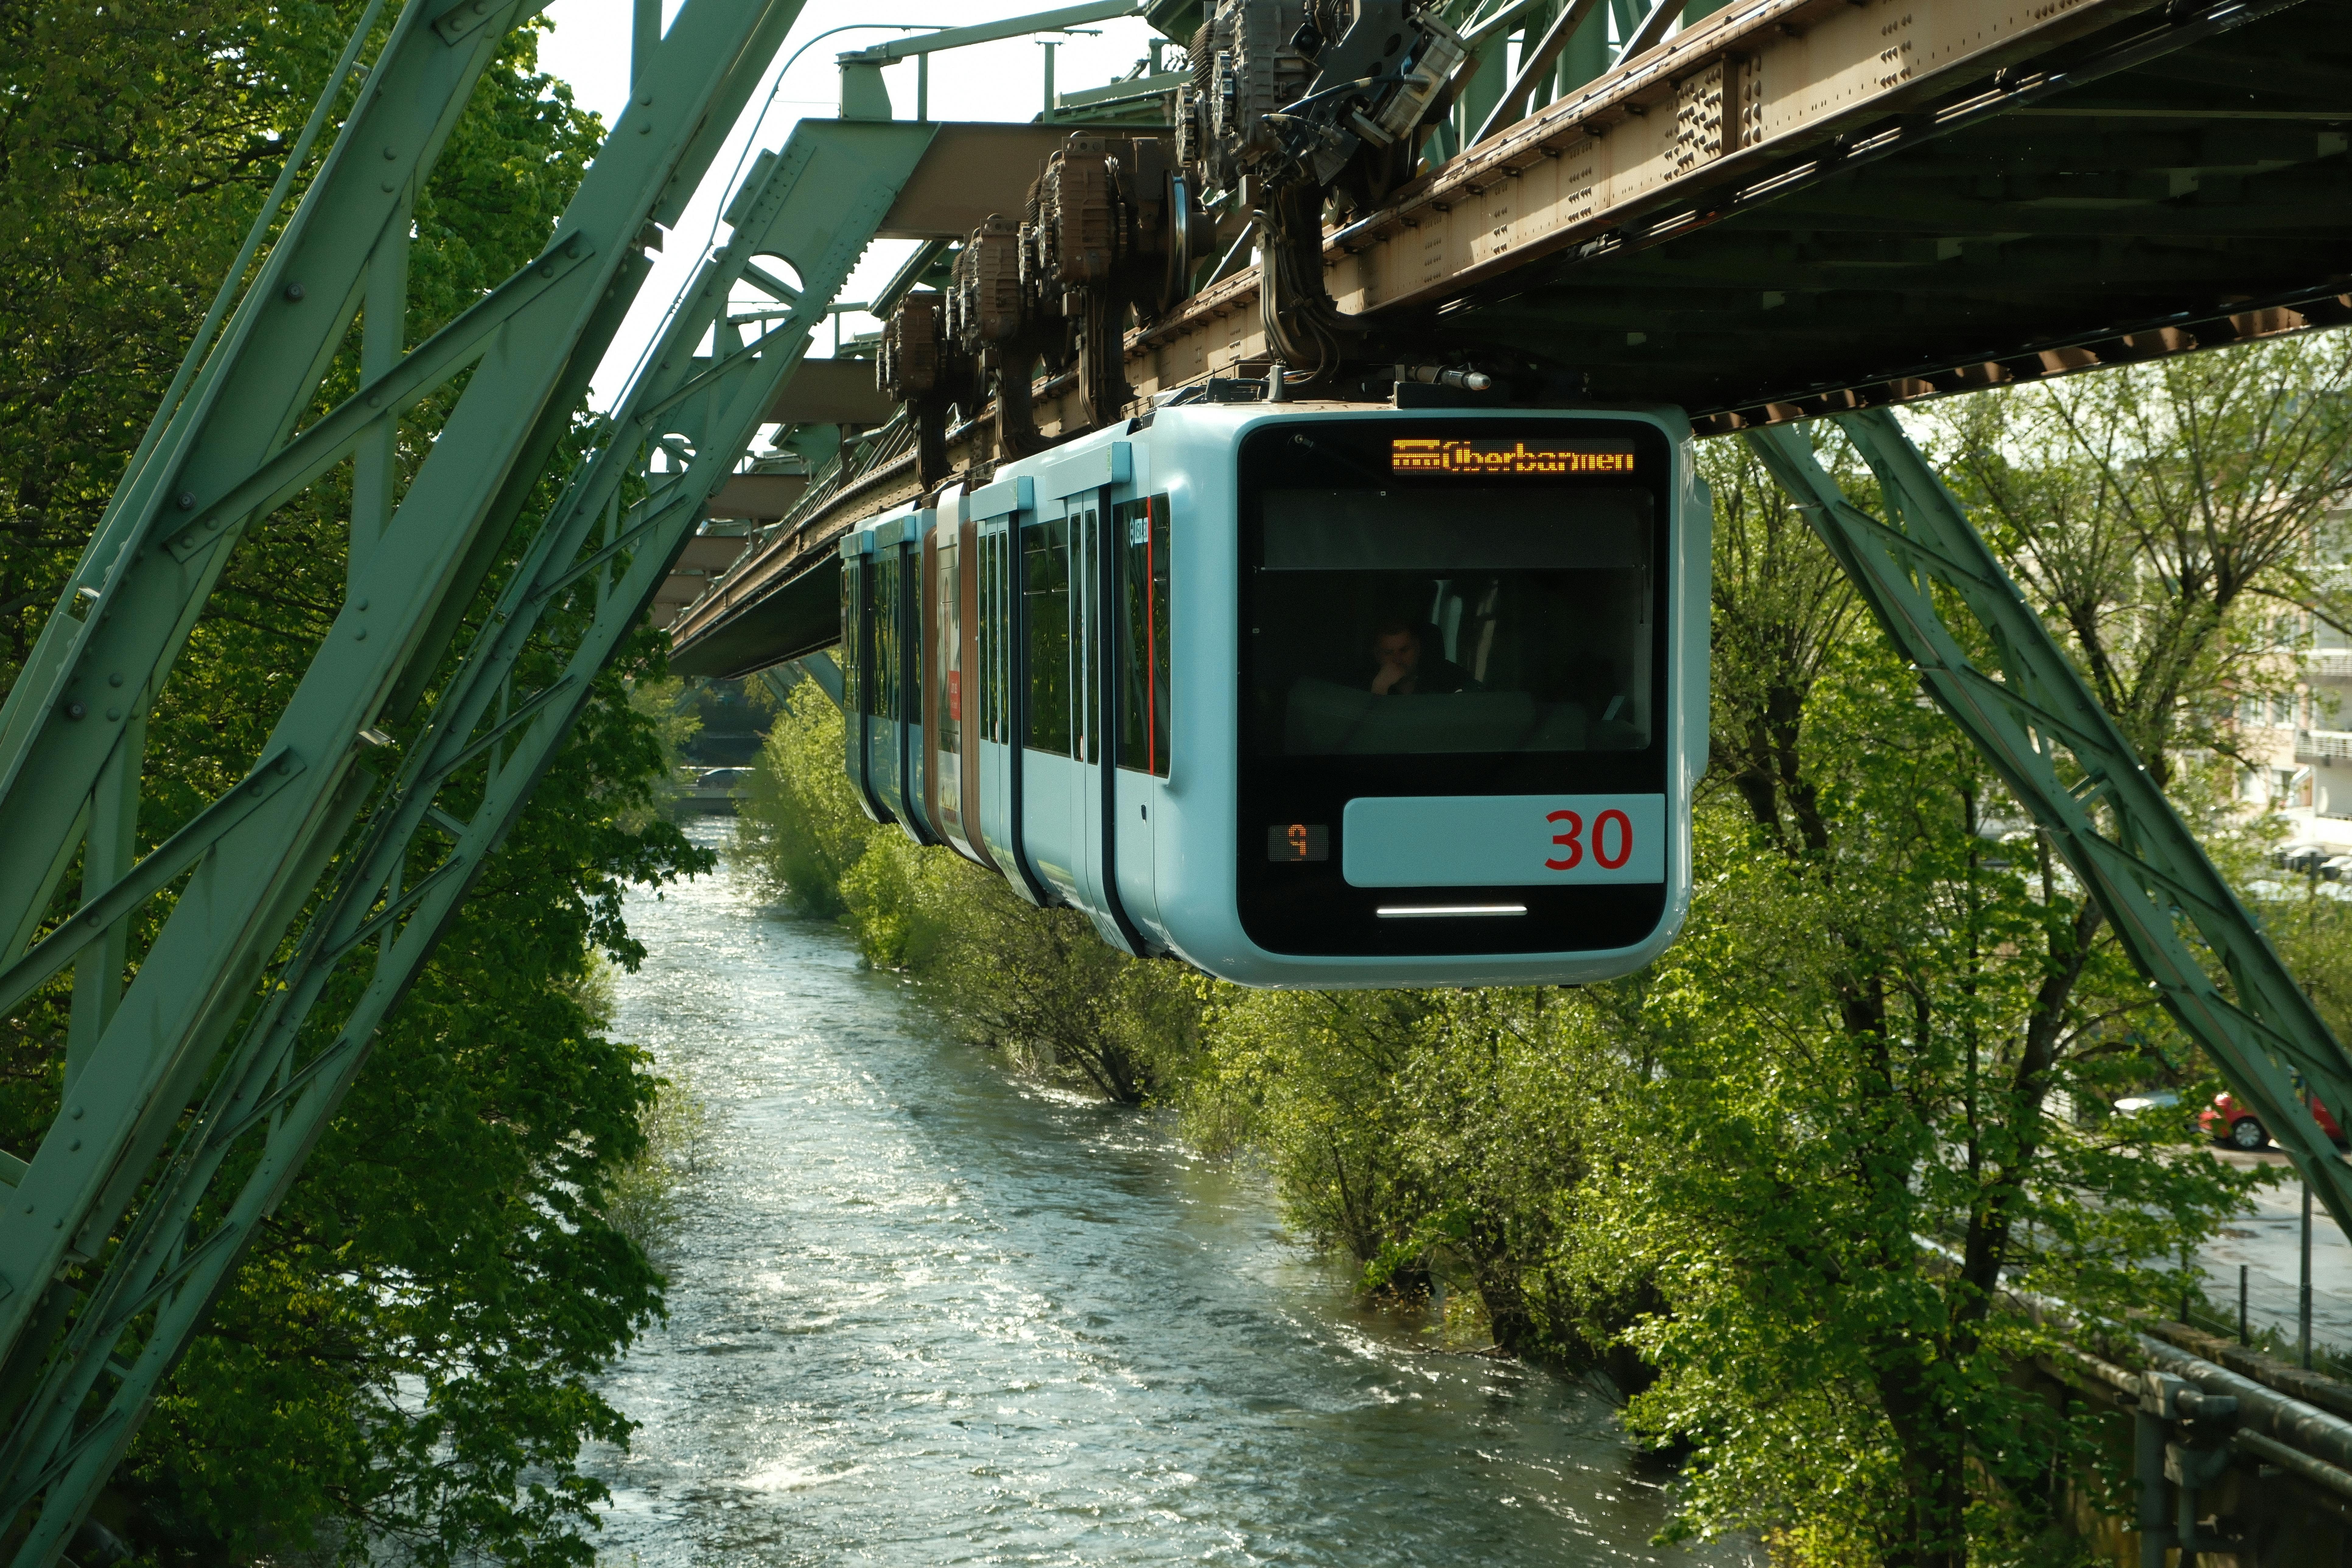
(936, 539), (961, 754)
(1076, 507), (1099, 765)
(1022, 517), (1073, 756)
(1115, 494), (1172, 777)
(871, 550), (900, 720)
(982, 532), (1001, 743)
(976, 534), (996, 742)
(840, 559), (862, 715)
(995, 531), (1014, 742)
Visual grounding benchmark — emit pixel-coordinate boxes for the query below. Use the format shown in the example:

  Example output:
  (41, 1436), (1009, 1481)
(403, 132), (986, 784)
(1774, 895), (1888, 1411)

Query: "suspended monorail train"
(837, 402), (1709, 987)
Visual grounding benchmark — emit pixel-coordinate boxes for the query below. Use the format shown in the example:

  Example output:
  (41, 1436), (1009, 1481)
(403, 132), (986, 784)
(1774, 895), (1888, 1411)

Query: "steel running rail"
(1749, 410), (2352, 1241)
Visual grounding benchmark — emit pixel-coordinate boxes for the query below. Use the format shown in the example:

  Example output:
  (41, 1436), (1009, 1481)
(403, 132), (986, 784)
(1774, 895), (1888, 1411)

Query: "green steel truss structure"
(1751, 414), (2352, 1241)
(0, 0), (954, 1556)
(1, 0), (2350, 1558)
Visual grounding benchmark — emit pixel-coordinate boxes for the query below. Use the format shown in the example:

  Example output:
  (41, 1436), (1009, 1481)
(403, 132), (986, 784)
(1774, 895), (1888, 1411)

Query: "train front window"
(1248, 485), (1653, 757)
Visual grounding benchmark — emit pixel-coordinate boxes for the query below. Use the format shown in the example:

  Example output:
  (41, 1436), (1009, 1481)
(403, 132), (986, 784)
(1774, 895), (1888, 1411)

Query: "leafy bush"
(734, 682), (1198, 1102)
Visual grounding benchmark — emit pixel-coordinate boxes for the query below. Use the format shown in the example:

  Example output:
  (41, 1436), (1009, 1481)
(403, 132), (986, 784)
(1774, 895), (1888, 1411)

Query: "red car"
(2201, 1090), (2345, 1150)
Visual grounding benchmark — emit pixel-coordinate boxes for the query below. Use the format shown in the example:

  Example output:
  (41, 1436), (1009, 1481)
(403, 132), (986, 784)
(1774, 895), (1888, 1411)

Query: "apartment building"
(2239, 508), (2352, 864)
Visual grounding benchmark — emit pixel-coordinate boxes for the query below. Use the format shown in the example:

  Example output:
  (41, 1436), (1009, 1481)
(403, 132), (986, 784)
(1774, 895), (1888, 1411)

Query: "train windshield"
(1247, 450), (1655, 758)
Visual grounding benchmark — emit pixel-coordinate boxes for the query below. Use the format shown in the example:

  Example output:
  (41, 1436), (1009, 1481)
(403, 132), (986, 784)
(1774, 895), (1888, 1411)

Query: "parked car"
(2199, 1090), (2345, 1150)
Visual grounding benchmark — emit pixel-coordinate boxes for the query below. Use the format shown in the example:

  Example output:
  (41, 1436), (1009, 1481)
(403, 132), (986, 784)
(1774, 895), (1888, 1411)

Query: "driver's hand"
(1371, 659), (1408, 695)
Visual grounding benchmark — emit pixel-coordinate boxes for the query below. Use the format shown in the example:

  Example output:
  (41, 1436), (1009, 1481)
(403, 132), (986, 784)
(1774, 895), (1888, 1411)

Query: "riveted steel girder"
(1749, 411), (2352, 1241)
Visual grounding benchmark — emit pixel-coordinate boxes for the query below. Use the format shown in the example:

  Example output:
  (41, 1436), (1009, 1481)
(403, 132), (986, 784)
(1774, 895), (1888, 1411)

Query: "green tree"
(1573, 424), (2277, 1568)
(1928, 333), (2352, 778)
(0, 4), (709, 1561)
(737, 678), (876, 920)
(737, 680), (1197, 1102)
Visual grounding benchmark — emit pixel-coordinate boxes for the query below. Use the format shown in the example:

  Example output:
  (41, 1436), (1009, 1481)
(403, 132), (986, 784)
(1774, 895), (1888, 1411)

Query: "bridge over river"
(5, 0), (2352, 1561)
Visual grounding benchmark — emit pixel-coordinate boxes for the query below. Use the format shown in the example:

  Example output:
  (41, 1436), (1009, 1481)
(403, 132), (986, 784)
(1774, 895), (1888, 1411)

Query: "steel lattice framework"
(0, 0), (957, 1557)
(2, 0), (2350, 1558)
(1750, 412), (2352, 1241)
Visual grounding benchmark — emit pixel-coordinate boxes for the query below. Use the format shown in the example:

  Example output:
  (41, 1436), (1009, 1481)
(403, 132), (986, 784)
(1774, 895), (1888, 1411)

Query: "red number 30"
(1548, 808), (1635, 871)
(1545, 810), (1583, 870)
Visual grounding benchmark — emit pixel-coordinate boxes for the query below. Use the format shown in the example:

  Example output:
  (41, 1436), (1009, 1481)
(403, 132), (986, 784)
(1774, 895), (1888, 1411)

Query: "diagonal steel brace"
(1750, 409), (2352, 1239)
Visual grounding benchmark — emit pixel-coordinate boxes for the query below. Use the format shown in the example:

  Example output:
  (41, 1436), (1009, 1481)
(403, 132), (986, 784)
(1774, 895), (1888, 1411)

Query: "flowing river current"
(585, 824), (1755, 1566)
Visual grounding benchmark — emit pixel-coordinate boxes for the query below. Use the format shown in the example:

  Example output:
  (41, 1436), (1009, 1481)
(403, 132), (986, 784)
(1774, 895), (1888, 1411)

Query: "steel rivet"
(177, 534), (194, 550)
(283, 281), (305, 302)
(106, 708), (120, 721)
(367, 392), (382, 408)
(177, 492), (195, 509)
(68, 1139), (79, 1152)
(205, 517), (220, 530)
(382, 181), (396, 193)
(383, 145), (397, 160)
(70, 1107), (82, 1119)
(355, 627), (368, 641)
(64, 702), (85, 720)
(356, 598), (369, 611)
(108, 673), (122, 687)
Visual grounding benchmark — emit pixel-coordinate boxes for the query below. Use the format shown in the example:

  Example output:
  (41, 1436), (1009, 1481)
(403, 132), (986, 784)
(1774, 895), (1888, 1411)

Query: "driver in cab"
(1368, 619), (1476, 698)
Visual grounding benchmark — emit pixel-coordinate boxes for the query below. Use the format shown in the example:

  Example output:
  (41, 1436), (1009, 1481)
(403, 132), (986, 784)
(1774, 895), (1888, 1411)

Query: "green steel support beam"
(0, 3), (978, 1559)
(1749, 411), (2352, 1241)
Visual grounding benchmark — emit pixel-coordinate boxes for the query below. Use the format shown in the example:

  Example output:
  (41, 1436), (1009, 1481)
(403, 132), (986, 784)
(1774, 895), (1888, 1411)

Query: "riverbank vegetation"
(736, 331), (2352, 1568)
(1, 4), (703, 1562)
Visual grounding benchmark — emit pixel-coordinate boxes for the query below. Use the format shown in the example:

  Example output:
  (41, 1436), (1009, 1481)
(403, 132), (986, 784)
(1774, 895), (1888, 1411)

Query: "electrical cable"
(607, 21), (934, 406)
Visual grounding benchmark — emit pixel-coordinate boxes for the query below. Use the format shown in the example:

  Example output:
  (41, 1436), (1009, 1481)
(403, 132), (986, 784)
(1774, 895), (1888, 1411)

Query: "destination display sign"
(1390, 437), (1639, 477)
(1341, 794), (1667, 887)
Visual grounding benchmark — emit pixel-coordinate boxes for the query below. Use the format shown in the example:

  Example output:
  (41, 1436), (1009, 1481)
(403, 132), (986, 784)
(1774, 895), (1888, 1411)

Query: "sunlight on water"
(585, 822), (1756, 1566)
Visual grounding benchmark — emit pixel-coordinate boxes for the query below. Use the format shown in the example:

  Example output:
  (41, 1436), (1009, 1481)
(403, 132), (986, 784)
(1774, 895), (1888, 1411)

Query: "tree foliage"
(733, 324), (2352, 1567)
(739, 681), (1199, 1103)
(1, 4), (708, 1561)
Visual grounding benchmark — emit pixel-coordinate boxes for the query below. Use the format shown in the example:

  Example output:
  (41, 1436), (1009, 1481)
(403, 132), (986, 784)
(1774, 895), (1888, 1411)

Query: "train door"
(867, 522), (907, 827)
(1069, 492), (1114, 925)
(900, 514), (940, 845)
(838, 534), (893, 825)
(924, 510), (968, 854)
(940, 491), (995, 870)
(1018, 499), (1080, 901)
(971, 476), (1044, 901)
(1111, 491), (1171, 945)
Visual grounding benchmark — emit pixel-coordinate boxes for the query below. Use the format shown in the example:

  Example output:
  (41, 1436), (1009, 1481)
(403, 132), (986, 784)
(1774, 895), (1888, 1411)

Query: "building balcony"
(2305, 650), (2352, 681)
(2297, 729), (2352, 762)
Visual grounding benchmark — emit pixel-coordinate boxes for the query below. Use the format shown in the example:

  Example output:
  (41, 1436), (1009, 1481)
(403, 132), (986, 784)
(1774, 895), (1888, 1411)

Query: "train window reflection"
(870, 551), (901, 722)
(1251, 488), (1653, 756)
(1021, 518), (1072, 757)
(1115, 494), (1172, 778)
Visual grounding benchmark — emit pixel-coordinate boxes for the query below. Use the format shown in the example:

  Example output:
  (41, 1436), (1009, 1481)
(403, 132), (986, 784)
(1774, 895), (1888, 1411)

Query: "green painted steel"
(0, 2), (971, 1558)
(1749, 411), (2352, 1241)
(8, 0), (2344, 1551)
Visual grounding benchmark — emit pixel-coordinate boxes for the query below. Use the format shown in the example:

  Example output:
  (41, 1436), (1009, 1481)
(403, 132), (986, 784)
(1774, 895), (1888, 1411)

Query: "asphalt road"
(2193, 1147), (2352, 1356)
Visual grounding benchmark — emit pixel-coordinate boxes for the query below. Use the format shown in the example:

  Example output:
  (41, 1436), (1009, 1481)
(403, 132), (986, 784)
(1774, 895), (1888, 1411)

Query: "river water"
(586, 824), (1755, 1566)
